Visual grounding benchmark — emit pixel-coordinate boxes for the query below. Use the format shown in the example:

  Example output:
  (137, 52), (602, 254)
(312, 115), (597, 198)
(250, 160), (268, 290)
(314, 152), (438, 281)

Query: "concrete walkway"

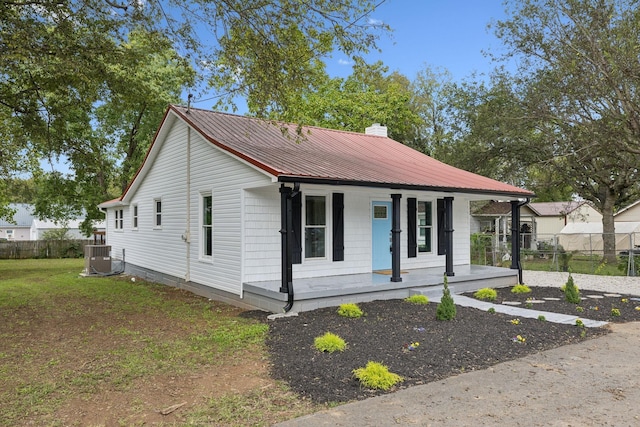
(450, 294), (609, 328)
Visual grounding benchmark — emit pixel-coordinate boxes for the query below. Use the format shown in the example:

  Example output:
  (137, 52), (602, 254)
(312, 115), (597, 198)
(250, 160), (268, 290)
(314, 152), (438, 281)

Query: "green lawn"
(0, 259), (316, 426)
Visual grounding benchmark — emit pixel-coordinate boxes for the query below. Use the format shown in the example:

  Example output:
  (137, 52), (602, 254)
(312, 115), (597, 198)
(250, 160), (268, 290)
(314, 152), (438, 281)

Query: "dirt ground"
(2, 286), (280, 427)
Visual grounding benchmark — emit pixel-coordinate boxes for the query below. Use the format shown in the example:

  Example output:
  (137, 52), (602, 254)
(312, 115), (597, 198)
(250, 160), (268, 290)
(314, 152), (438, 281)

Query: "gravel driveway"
(276, 271), (640, 427)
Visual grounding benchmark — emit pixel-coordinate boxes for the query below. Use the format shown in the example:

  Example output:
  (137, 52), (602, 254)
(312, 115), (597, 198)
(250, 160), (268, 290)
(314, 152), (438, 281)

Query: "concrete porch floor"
(243, 265), (519, 313)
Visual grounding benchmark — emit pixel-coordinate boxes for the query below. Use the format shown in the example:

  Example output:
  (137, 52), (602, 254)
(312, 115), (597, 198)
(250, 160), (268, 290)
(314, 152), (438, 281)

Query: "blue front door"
(372, 201), (392, 270)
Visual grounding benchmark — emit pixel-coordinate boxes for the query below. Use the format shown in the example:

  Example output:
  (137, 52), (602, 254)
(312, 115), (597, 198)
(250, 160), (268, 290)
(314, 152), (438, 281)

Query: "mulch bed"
(254, 285), (636, 404)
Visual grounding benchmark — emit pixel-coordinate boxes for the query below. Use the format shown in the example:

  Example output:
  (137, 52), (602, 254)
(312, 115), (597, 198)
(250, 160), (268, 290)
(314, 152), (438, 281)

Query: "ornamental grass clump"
(511, 284), (531, 294)
(337, 303), (364, 318)
(353, 361), (403, 390)
(314, 332), (347, 353)
(404, 294), (429, 304)
(436, 275), (456, 321)
(474, 288), (497, 301)
(564, 274), (581, 304)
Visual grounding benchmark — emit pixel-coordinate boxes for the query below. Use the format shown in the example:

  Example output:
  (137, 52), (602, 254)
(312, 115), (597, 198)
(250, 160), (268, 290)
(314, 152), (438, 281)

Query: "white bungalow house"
(99, 105), (534, 313)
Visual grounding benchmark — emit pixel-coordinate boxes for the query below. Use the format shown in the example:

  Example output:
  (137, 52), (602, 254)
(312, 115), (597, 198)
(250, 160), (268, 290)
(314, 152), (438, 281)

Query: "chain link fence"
(471, 232), (640, 276)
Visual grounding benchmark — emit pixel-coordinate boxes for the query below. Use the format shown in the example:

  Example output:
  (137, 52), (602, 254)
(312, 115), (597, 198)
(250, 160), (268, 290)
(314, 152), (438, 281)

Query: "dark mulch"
(256, 288), (619, 404)
(462, 286), (640, 322)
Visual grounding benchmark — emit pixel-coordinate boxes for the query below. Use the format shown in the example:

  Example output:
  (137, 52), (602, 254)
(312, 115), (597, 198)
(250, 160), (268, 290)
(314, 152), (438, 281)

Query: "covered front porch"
(243, 265), (518, 313)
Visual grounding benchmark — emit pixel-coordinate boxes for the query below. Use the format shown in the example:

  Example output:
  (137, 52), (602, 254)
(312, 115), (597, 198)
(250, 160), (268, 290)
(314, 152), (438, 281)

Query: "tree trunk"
(601, 191), (617, 264)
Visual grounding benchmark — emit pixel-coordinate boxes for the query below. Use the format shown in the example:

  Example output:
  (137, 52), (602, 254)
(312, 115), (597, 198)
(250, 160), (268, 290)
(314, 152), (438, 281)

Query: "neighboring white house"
(30, 219), (104, 240)
(99, 105), (534, 312)
(615, 200), (640, 222)
(527, 201), (602, 238)
(0, 203), (104, 241)
(0, 203), (33, 241)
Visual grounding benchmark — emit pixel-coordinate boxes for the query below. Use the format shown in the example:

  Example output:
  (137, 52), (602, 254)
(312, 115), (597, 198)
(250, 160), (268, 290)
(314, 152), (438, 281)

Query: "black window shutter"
(292, 192), (302, 264)
(437, 198), (446, 255)
(332, 193), (345, 261)
(407, 198), (417, 258)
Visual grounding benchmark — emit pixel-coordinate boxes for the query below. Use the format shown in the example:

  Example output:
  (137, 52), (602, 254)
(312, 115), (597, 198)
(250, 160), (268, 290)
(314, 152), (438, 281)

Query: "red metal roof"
(119, 105), (534, 200)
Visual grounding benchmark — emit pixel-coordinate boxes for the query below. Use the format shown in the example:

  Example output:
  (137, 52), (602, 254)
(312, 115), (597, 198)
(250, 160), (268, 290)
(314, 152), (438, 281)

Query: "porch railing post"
(444, 196), (454, 277)
(390, 193), (402, 283)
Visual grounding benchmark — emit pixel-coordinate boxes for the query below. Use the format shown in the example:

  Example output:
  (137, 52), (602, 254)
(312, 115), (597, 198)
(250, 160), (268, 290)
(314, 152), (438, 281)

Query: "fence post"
(629, 233), (635, 277)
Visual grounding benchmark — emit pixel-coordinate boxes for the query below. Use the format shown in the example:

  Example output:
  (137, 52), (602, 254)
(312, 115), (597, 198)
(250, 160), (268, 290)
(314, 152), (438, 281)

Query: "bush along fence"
(0, 240), (94, 259)
(471, 232), (640, 276)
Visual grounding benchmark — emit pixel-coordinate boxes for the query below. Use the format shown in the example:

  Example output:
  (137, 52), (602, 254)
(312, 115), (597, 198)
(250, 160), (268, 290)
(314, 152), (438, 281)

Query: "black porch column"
(279, 185), (293, 293)
(391, 193), (402, 283)
(510, 199), (523, 284)
(444, 196), (455, 277)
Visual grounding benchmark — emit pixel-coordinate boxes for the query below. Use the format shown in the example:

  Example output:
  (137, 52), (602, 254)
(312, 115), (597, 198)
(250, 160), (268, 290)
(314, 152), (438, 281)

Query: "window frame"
(153, 198), (162, 229)
(417, 200), (433, 254)
(114, 209), (124, 231)
(131, 204), (138, 230)
(201, 193), (213, 259)
(304, 194), (328, 260)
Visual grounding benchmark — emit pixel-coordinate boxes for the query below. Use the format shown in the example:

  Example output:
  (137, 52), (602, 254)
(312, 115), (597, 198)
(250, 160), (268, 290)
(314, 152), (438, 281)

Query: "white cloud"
(367, 17), (384, 27)
(338, 59), (352, 66)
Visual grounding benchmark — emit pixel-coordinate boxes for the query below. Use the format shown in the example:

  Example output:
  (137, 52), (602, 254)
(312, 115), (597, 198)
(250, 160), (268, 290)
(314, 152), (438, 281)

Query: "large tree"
(1, 0), (384, 226)
(269, 60), (422, 143)
(493, 0), (640, 262)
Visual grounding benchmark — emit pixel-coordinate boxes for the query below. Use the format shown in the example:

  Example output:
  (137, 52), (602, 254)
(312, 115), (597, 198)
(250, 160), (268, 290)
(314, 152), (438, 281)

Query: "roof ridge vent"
(365, 123), (387, 137)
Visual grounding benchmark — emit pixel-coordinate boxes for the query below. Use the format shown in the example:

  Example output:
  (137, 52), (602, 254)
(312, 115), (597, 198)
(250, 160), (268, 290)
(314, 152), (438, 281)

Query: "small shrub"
(474, 288), (497, 301)
(525, 302), (533, 309)
(404, 294), (429, 304)
(511, 284), (531, 294)
(487, 307), (496, 314)
(576, 306), (584, 313)
(314, 332), (346, 353)
(337, 303), (363, 318)
(510, 318), (520, 325)
(537, 315), (546, 321)
(564, 274), (581, 304)
(611, 308), (621, 317)
(436, 275), (456, 321)
(575, 319), (584, 328)
(353, 361), (403, 390)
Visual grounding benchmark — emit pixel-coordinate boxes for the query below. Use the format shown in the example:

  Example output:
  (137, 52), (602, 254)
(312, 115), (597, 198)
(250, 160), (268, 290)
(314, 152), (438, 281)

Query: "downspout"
(510, 198), (530, 284)
(184, 126), (191, 282)
(279, 183), (299, 312)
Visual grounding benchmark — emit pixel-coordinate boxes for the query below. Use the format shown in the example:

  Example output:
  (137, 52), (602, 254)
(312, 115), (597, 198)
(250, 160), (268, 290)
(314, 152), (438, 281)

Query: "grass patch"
(0, 259), (286, 425)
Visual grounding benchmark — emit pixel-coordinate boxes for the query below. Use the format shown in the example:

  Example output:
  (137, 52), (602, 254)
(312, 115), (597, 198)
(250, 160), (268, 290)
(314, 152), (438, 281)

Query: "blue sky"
(329, 0), (509, 80)
(190, 0), (510, 111)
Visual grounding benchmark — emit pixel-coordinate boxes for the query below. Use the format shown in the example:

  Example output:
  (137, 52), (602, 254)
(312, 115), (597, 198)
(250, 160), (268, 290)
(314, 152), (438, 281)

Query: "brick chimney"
(365, 123), (388, 137)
